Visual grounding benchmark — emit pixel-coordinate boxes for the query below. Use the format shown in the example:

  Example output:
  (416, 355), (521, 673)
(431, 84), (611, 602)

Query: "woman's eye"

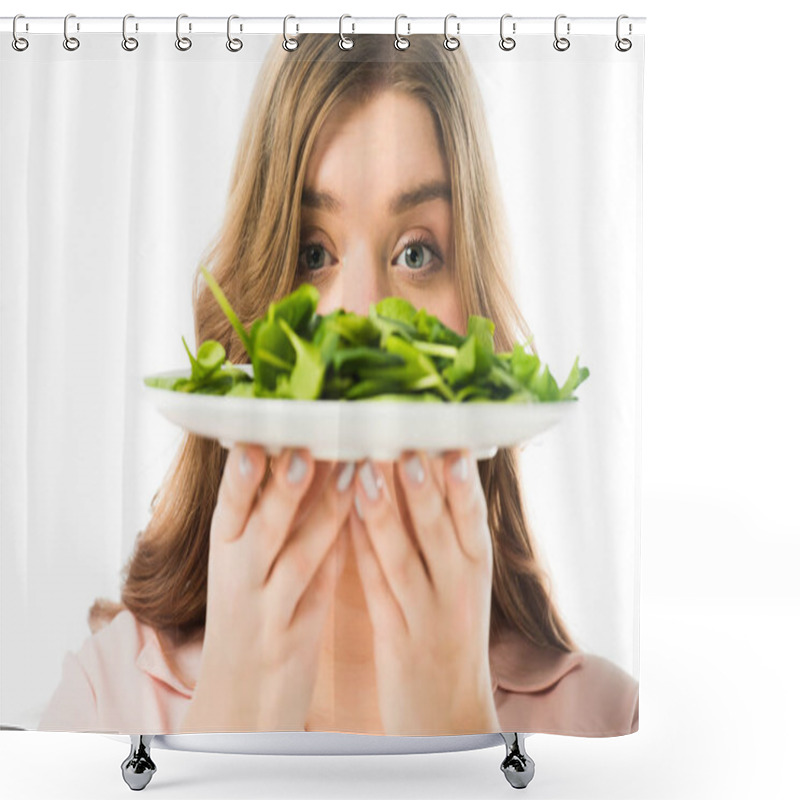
(299, 238), (441, 277)
(396, 241), (436, 271)
(299, 242), (332, 272)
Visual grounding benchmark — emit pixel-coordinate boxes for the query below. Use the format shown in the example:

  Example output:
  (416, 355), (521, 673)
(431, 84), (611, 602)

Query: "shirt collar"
(489, 627), (584, 694)
(135, 624), (201, 698)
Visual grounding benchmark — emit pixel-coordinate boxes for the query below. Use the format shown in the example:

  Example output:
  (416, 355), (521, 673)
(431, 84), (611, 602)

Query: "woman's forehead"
(304, 90), (448, 198)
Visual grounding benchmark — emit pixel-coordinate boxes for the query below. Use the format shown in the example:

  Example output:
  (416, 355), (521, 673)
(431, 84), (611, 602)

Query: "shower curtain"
(0, 16), (644, 739)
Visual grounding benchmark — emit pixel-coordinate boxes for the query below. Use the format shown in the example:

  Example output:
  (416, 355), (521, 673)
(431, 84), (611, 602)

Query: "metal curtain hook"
(63, 13), (80, 51)
(283, 15), (299, 51)
(227, 15), (243, 51)
(12, 14), (29, 51)
(500, 14), (516, 51)
(122, 14), (139, 51)
(443, 13), (460, 51)
(175, 14), (192, 50)
(339, 14), (354, 50)
(615, 14), (632, 51)
(394, 15), (410, 50)
(553, 14), (570, 51)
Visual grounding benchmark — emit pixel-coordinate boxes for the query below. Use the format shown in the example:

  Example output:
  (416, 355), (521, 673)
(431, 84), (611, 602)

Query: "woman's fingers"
(442, 449), (492, 568)
(426, 454), (447, 495)
(239, 447), (318, 586)
(289, 520), (349, 632)
(349, 507), (408, 639)
(211, 443), (268, 546)
(289, 458), (339, 531)
(354, 459), (430, 609)
(395, 450), (460, 584)
(265, 460), (358, 626)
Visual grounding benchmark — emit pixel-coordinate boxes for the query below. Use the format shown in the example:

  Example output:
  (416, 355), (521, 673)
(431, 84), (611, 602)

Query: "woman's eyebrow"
(390, 180), (452, 214)
(301, 180), (451, 215)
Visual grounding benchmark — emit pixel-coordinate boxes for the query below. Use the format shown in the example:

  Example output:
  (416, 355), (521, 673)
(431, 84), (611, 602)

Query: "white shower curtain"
(1, 20), (643, 737)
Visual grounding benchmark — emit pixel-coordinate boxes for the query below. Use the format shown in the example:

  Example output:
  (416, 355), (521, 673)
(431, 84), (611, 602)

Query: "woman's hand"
(179, 445), (357, 734)
(348, 449), (500, 735)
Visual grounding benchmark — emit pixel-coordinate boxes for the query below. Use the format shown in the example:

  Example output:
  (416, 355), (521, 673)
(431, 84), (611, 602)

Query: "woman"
(38, 33), (638, 737)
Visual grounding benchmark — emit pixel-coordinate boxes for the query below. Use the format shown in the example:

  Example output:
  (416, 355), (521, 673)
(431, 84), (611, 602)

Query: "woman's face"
(298, 89), (465, 335)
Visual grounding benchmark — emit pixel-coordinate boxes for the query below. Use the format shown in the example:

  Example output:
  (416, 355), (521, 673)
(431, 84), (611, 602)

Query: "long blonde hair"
(91, 34), (578, 683)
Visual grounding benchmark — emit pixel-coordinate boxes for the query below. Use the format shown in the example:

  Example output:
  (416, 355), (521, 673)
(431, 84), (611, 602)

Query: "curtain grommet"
(553, 14), (570, 52)
(500, 14), (516, 51)
(12, 14), (29, 51)
(283, 15), (299, 51)
(394, 15), (410, 50)
(443, 14), (460, 51)
(175, 14), (192, 51)
(226, 15), (243, 52)
(339, 14), (354, 50)
(121, 14), (139, 52)
(63, 13), (80, 51)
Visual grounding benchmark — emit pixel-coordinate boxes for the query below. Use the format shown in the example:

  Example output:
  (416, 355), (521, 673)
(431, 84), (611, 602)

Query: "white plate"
(143, 366), (577, 461)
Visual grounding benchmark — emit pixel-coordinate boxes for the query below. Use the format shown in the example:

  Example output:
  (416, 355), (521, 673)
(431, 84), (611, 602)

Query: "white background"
(1, 1), (798, 800)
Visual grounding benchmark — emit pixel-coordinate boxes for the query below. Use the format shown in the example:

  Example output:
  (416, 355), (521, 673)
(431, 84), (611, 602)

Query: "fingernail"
(355, 494), (365, 520)
(404, 454), (425, 484)
(358, 461), (382, 501)
(239, 448), (253, 479)
(337, 461), (356, 492)
(451, 455), (468, 482)
(287, 451), (308, 484)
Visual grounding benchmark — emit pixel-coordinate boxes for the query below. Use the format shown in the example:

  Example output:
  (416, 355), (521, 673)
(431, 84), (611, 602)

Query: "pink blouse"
(37, 609), (639, 737)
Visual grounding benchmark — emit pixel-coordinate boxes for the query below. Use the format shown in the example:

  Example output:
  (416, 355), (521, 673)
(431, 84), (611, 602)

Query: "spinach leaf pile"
(143, 266), (589, 403)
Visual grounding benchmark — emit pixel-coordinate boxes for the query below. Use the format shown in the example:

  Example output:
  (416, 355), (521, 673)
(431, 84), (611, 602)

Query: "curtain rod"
(1, 16), (646, 37)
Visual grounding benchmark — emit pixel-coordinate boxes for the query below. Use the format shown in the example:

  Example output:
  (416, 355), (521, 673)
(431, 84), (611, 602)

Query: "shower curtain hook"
(499, 14), (516, 51)
(122, 14), (139, 52)
(175, 14), (192, 51)
(226, 15), (243, 52)
(63, 13), (80, 51)
(394, 15), (410, 50)
(615, 15), (632, 51)
(12, 14), (29, 52)
(283, 15), (299, 51)
(553, 14), (570, 51)
(339, 14), (354, 50)
(443, 14), (460, 51)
